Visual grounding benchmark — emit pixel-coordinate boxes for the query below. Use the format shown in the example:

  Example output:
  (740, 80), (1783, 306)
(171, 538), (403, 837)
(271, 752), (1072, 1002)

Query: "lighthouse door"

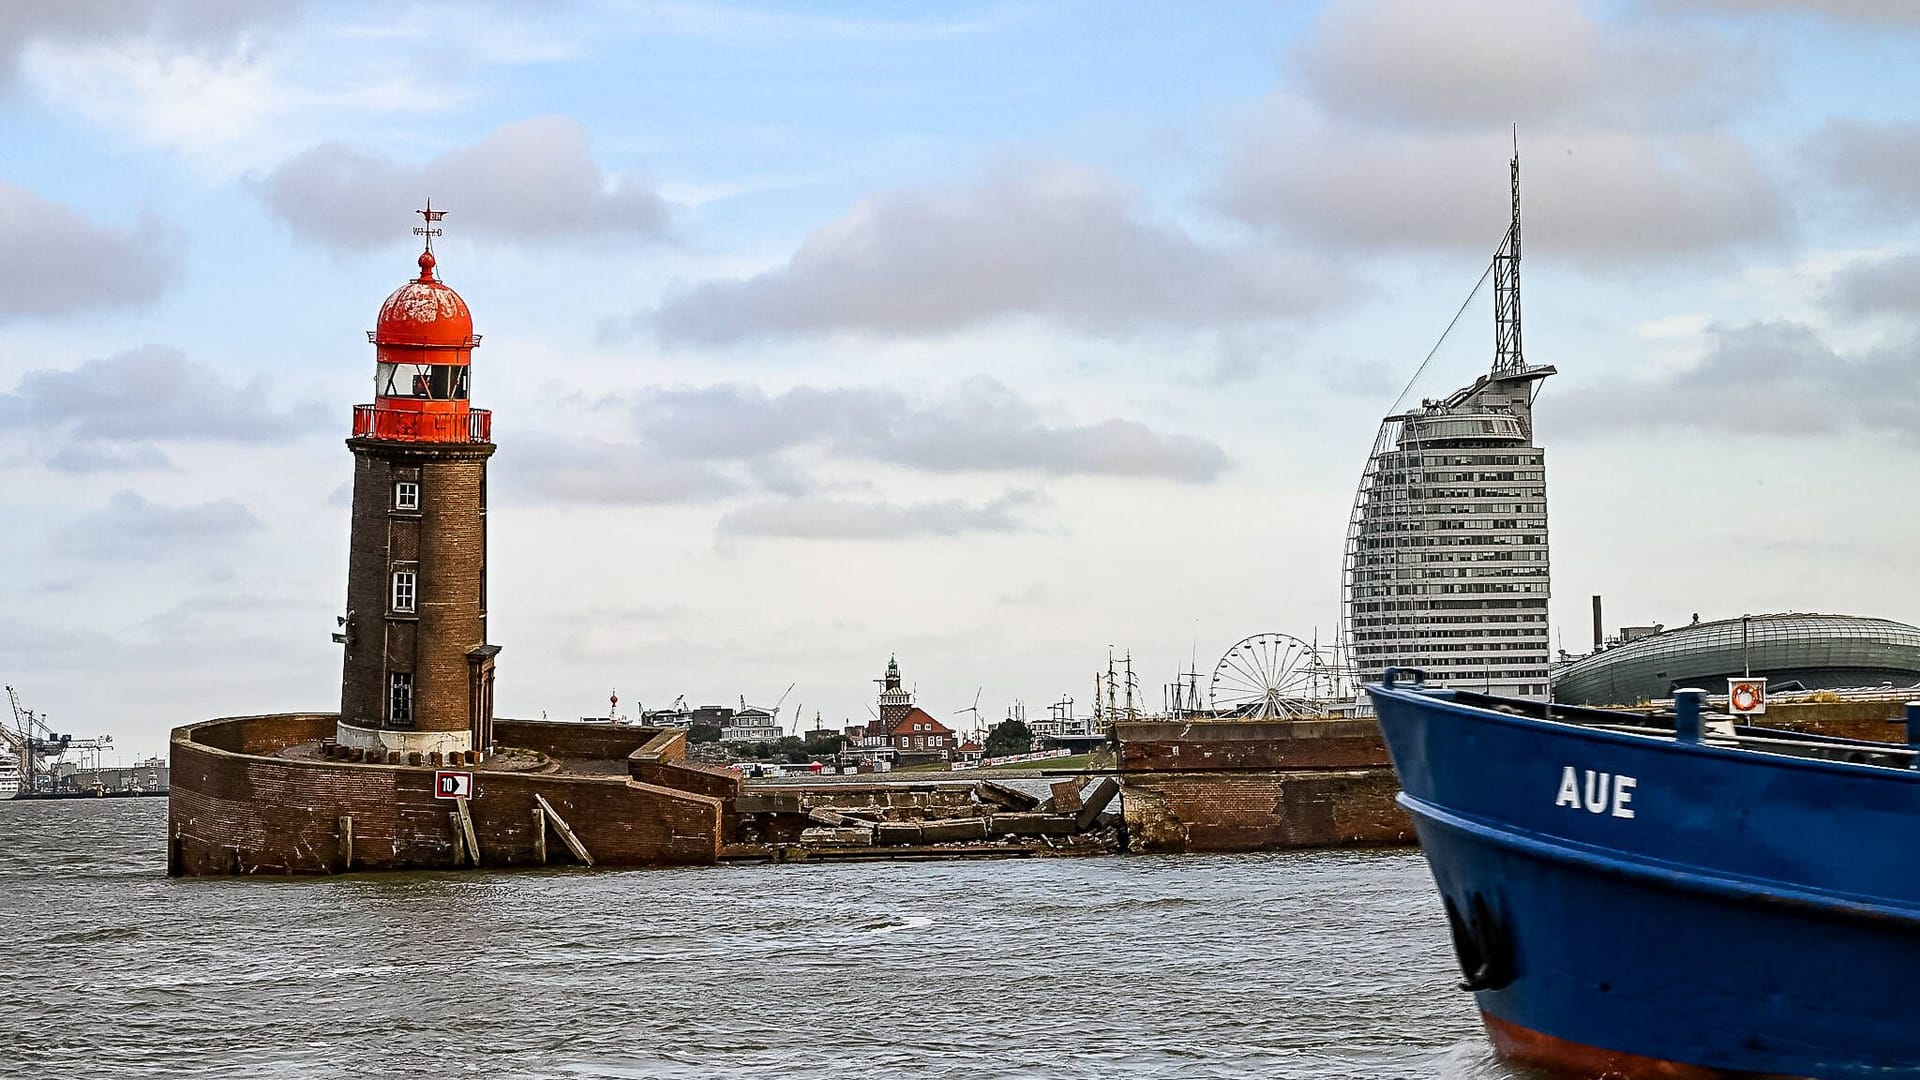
(467, 645), (500, 753)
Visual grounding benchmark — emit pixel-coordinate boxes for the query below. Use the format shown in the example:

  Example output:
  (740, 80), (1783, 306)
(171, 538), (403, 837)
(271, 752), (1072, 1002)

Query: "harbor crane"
(4, 685), (113, 795)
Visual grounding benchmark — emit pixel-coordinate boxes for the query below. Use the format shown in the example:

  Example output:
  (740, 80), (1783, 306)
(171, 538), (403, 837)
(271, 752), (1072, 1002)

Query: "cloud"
(0, 0), (286, 87)
(1217, 117), (1786, 264)
(1828, 252), (1920, 316)
(0, 184), (176, 317)
(9, 2), (312, 157)
(996, 583), (1049, 607)
(1659, 0), (1920, 24)
(1222, 0), (1783, 267)
(254, 116), (672, 250)
(634, 376), (1232, 482)
(496, 436), (742, 506)
(613, 3), (1007, 43)
(579, 603), (684, 625)
(717, 491), (1040, 540)
(0, 346), (326, 465)
(648, 163), (1341, 343)
(1552, 319), (1920, 440)
(1298, 0), (1588, 128)
(0, 616), (120, 672)
(1294, 0), (1770, 131)
(44, 445), (175, 474)
(1810, 119), (1920, 223)
(131, 590), (304, 637)
(1203, 331), (1289, 386)
(58, 490), (264, 559)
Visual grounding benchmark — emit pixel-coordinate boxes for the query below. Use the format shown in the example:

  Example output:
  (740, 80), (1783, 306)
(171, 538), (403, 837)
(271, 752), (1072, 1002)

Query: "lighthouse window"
(394, 482), (419, 511)
(389, 673), (414, 725)
(392, 570), (417, 613)
(376, 363), (470, 400)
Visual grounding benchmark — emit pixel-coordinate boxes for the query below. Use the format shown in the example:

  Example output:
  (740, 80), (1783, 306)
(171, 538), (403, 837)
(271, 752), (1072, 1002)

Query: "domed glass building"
(1551, 614), (1920, 706)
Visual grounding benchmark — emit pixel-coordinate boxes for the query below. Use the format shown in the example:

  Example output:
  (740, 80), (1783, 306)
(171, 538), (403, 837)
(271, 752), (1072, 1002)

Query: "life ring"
(1731, 683), (1761, 712)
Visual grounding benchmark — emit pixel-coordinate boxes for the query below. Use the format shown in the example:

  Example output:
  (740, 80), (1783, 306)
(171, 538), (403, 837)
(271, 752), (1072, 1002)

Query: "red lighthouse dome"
(351, 204), (489, 445)
(375, 251), (474, 347)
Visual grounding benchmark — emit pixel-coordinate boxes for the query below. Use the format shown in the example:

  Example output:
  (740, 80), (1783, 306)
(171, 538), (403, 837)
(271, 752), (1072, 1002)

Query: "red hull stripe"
(1481, 1012), (1798, 1080)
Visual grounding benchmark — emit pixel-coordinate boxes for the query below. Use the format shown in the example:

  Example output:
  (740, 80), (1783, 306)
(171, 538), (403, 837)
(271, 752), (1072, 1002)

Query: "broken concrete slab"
(989, 812), (1079, 837)
(807, 807), (880, 828)
(799, 826), (876, 846)
(1049, 778), (1085, 812)
(977, 781), (1040, 810)
(1075, 777), (1120, 831)
(875, 822), (924, 845)
(734, 792), (803, 815)
(918, 818), (990, 843)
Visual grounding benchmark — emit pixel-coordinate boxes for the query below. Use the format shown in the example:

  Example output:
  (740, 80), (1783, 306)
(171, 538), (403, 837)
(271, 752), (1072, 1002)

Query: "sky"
(6, 0), (1920, 760)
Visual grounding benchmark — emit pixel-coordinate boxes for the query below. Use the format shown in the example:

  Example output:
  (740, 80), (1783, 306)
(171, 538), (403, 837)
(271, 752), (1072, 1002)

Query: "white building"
(1342, 151), (1554, 700)
(1025, 700), (1090, 739)
(721, 703), (782, 743)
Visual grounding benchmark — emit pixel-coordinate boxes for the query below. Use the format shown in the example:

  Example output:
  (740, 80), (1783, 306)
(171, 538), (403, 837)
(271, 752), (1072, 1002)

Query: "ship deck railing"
(1449, 689), (1920, 772)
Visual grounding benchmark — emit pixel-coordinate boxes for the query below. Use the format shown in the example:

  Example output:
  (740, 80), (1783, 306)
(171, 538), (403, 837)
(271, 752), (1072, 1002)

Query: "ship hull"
(1369, 677), (1920, 1079)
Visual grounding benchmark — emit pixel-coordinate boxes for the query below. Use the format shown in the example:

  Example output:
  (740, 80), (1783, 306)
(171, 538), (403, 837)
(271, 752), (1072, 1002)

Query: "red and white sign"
(1728, 678), (1767, 716)
(434, 770), (474, 800)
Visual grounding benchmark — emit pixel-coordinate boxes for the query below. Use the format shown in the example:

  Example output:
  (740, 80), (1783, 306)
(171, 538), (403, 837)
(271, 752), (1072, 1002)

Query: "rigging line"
(1387, 251), (1499, 417)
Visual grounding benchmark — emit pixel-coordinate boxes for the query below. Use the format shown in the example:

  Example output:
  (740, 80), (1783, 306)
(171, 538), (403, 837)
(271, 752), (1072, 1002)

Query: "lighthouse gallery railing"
(352, 405), (492, 443)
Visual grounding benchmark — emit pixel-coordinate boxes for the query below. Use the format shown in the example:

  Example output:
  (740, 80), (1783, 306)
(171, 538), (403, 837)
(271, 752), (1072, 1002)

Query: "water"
(0, 799), (1526, 1079)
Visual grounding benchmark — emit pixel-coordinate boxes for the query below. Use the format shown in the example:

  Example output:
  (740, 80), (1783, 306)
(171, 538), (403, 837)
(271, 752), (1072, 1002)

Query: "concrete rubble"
(723, 775), (1123, 863)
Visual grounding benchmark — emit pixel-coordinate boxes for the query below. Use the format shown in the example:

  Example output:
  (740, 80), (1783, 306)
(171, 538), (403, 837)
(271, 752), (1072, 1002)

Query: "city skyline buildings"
(7, 2), (1920, 756)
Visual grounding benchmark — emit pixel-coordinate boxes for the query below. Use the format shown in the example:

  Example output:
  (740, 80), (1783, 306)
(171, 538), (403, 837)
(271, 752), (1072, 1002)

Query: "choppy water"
(0, 799), (1527, 1079)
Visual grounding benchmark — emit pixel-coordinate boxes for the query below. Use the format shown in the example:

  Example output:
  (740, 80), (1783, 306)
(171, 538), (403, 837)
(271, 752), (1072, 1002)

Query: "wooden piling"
(449, 811), (467, 866)
(337, 815), (353, 871)
(455, 798), (482, 867)
(533, 793), (594, 867)
(532, 806), (548, 865)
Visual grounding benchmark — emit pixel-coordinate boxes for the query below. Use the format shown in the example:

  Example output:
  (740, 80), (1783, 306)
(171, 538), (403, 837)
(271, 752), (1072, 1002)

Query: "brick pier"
(168, 716), (731, 875)
(1113, 718), (1415, 854)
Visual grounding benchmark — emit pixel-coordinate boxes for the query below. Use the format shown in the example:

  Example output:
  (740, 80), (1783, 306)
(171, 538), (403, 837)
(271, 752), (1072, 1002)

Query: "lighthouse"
(334, 204), (499, 759)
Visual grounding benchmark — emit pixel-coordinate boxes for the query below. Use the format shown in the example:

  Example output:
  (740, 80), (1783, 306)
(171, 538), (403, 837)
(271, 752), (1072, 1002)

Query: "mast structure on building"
(1492, 136), (1524, 378)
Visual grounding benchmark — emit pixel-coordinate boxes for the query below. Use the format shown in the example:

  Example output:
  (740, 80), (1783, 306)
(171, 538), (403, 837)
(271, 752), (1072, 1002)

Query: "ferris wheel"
(1210, 633), (1331, 720)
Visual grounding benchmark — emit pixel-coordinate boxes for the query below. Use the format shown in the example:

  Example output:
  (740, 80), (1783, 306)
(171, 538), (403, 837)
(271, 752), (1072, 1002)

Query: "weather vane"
(413, 198), (446, 253)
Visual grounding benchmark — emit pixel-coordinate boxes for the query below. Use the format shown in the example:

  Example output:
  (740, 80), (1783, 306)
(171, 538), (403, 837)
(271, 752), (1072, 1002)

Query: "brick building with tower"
(848, 656), (957, 764)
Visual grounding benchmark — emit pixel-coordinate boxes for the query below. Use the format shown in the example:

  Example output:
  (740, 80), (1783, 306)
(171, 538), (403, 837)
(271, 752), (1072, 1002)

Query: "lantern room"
(352, 206), (491, 444)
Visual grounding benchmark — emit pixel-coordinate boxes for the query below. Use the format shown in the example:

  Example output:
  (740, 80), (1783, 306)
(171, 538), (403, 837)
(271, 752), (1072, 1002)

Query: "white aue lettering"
(1555, 765), (1637, 819)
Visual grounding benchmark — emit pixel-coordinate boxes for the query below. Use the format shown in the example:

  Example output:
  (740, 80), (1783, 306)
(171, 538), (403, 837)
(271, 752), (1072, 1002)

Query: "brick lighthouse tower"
(335, 204), (499, 760)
